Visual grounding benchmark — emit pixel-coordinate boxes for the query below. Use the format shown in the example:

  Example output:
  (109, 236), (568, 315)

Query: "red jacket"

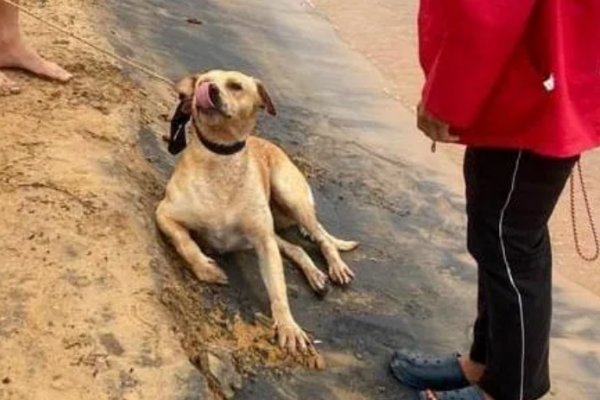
(419, 0), (600, 157)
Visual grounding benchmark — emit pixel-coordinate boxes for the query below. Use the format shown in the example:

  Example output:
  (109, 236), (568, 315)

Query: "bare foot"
(0, 70), (20, 95)
(0, 37), (72, 82)
(458, 356), (486, 384)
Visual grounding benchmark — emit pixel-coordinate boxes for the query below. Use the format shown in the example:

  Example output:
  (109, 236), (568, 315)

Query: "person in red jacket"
(390, 1), (600, 400)
(0, 0), (71, 95)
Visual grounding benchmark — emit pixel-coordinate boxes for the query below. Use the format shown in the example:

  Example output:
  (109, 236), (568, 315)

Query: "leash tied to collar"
(168, 97), (246, 156)
(168, 101), (190, 155)
(570, 160), (599, 262)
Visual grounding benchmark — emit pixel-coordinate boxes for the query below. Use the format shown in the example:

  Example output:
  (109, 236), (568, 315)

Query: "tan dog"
(156, 70), (358, 353)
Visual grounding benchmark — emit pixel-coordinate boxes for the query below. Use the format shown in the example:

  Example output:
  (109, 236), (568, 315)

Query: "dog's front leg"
(156, 208), (228, 284)
(254, 235), (311, 354)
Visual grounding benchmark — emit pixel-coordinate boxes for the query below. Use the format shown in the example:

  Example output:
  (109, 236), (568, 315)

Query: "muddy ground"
(1, 0), (600, 399)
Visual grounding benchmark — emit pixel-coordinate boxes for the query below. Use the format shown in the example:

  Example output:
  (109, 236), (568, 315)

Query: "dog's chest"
(174, 174), (268, 254)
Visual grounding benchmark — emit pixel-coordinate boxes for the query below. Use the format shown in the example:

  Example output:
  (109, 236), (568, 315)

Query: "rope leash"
(570, 160), (599, 262)
(2, 0), (174, 85)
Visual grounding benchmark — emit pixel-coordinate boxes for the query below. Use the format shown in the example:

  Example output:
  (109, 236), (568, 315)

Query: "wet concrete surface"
(102, 1), (503, 399)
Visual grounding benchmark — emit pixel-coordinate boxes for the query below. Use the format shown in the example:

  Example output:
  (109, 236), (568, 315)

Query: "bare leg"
(0, 0), (72, 93)
(156, 208), (228, 284)
(459, 356), (486, 384)
(276, 235), (328, 295)
(254, 234), (311, 354)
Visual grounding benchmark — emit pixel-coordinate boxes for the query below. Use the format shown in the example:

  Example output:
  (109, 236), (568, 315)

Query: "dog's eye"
(227, 81), (243, 91)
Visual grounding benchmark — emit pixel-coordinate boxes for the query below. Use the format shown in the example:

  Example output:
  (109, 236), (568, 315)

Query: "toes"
(314, 282), (330, 300)
(0, 86), (21, 96)
(277, 330), (286, 349)
(0, 74), (21, 96)
(11, 48), (72, 82)
(276, 324), (311, 355)
(289, 331), (311, 355)
(45, 62), (73, 82)
(210, 269), (229, 285)
(425, 390), (438, 400)
(191, 261), (229, 285)
(298, 337), (308, 354)
(309, 271), (330, 298)
(287, 335), (298, 354)
(329, 264), (355, 285)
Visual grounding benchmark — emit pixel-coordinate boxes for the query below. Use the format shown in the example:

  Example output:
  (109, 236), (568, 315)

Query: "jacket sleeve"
(422, 0), (538, 128)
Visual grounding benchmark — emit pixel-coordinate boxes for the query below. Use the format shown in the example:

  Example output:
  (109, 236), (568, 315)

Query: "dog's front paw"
(276, 321), (312, 354)
(190, 259), (229, 285)
(306, 268), (330, 298)
(329, 261), (355, 285)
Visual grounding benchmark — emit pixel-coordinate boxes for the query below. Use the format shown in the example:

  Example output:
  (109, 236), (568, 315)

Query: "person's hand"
(417, 102), (459, 143)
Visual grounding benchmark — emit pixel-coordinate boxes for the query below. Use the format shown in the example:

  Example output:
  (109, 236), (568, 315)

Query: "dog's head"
(175, 70), (276, 145)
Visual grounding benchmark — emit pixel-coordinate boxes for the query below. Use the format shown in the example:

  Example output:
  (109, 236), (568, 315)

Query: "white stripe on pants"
(498, 150), (525, 400)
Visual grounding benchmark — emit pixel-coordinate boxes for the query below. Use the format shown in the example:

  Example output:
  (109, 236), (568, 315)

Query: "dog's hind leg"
(276, 236), (329, 297)
(317, 224), (359, 252)
(298, 226), (358, 252)
(271, 166), (355, 285)
(156, 204), (228, 285)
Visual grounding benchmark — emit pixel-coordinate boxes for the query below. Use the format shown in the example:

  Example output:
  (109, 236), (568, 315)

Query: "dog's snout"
(195, 81), (225, 114)
(208, 83), (221, 107)
(208, 83), (221, 104)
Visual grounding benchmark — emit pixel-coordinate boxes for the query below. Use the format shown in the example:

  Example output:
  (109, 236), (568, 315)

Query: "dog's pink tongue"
(195, 82), (216, 109)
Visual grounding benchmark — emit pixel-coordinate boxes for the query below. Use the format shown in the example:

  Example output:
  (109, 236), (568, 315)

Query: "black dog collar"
(196, 131), (246, 155)
(168, 100), (246, 156)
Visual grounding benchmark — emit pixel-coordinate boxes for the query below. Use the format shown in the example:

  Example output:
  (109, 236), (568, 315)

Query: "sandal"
(390, 349), (470, 391)
(417, 386), (485, 400)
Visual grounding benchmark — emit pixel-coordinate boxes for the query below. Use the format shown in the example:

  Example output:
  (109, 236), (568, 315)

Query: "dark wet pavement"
(102, 1), (498, 399)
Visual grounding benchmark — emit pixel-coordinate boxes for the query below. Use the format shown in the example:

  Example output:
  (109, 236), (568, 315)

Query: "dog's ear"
(175, 75), (198, 114)
(175, 75), (196, 99)
(256, 80), (276, 116)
